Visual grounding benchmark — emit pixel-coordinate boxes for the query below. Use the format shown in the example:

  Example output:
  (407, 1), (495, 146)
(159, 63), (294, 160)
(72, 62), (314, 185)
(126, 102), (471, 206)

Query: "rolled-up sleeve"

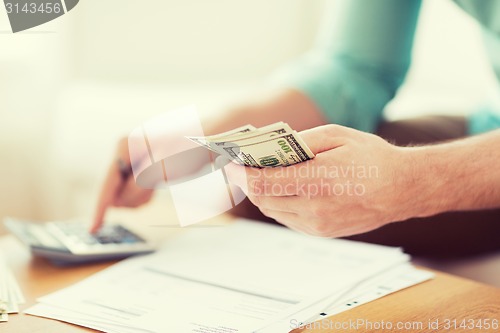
(272, 0), (422, 133)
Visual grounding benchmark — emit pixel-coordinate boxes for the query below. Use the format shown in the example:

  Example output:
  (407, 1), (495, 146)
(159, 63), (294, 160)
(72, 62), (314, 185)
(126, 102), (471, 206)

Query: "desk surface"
(1, 234), (500, 333)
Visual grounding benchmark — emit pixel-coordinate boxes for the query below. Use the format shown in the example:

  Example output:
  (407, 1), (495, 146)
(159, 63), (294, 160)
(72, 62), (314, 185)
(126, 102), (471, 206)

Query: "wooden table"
(1, 234), (499, 333)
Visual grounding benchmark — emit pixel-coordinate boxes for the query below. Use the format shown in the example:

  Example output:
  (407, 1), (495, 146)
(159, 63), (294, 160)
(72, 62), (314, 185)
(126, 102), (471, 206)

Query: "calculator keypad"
(50, 222), (145, 250)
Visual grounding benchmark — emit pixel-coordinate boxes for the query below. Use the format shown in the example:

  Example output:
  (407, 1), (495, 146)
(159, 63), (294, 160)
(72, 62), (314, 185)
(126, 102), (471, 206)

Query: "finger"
(225, 162), (312, 196)
(223, 161), (249, 194)
(92, 139), (130, 233)
(91, 162), (123, 233)
(299, 124), (359, 154)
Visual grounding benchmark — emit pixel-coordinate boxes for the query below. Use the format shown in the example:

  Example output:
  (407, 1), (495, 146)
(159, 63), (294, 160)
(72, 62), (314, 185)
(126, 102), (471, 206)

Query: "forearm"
(203, 89), (327, 135)
(404, 130), (500, 218)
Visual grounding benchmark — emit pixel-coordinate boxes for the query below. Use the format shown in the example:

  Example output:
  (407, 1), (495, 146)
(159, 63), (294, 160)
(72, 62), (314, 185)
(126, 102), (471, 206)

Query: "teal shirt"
(273, 0), (500, 135)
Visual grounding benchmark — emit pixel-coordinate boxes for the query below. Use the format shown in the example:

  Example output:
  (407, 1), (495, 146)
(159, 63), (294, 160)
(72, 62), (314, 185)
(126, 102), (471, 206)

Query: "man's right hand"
(91, 138), (154, 234)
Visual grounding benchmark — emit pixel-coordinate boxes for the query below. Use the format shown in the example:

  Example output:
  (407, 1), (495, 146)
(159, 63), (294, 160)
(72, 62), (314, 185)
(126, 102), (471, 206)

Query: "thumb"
(299, 124), (357, 154)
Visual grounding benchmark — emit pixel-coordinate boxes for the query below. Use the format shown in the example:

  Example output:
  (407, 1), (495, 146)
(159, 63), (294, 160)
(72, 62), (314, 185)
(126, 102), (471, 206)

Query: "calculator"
(3, 218), (155, 265)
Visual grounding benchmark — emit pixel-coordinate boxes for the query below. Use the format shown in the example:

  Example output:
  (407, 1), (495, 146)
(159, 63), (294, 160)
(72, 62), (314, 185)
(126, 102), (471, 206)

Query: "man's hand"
(90, 89), (327, 233)
(91, 138), (154, 233)
(225, 124), (418, 238)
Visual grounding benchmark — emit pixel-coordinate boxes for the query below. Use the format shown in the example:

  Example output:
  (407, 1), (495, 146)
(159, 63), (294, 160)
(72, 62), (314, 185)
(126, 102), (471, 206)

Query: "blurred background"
(1, 0), (499, 284)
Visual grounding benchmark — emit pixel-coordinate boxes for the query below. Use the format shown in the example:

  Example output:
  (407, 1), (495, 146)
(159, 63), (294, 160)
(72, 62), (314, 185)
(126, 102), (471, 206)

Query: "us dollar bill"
(187, 124), (256, 150)
(187, 122), (314, 167)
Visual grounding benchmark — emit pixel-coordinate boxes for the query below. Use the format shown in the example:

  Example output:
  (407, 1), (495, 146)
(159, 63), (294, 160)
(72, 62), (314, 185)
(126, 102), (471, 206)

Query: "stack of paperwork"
(0, 252), (25, 322)
(25, 219), (433, 332)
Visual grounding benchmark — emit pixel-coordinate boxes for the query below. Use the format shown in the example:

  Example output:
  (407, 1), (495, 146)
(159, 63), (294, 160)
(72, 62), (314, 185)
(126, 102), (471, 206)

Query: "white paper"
(0, 251), (25, 320)
(254, 265), (434, 332)
(148, 221), (408, 302)
(25, 219), (433, 333)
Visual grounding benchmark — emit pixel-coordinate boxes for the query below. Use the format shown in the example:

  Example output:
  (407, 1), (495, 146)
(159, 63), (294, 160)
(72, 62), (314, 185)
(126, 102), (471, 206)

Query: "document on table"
(25, 219), (433, 332)
(0, 251), (25, 323)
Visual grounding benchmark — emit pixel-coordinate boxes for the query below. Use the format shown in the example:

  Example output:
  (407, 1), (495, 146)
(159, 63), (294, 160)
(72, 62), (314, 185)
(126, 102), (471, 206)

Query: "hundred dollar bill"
(187, 124), (256, 150)
(219, 132), (314, 167)
(187, 122), (291, 152)
(210, 122), (292, 148)
(187, 122), (314, 168)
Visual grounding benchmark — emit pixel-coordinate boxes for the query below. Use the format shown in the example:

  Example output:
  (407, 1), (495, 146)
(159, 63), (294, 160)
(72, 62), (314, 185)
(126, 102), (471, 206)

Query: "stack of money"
(187, 122), (314, 168)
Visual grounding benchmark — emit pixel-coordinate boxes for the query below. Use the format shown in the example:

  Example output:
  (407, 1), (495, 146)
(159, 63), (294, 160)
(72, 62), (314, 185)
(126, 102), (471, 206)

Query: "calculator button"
(49, 221), (147, 251)
(121, 237), (137, 243)
(96, 236), (113, 244)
